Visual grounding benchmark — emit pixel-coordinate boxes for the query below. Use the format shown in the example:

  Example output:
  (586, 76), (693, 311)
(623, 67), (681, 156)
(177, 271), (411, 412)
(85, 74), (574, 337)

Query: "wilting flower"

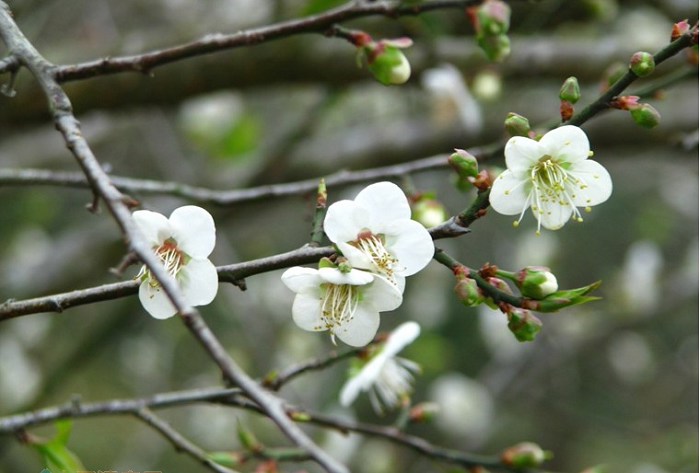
(490, 125), (612, 232)
(323, 182), (434, 286)
(340, 321), (421, 413)
(281, 264), (402, 347)
(133, 205), (218, 319)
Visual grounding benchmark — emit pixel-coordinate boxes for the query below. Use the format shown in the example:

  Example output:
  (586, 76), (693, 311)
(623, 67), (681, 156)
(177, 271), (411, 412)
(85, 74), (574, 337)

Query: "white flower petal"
(568, 160), (613, 206)
(354, 182), (411, 223)
(292, 293), (324, 332)
(169, 206), (216, 258)
(535, 199), (574, 230)
(324, 200), (370, 243)
(489, 170), (531, 215)
(180, 258), (219, 307)
(335, 305), (380, 347)
(340, 352), (389, 406)
(383, 321), (421, 358)
(539, 125), (590, 163)
(504, 136), (543, 173)
(383, 220), (434, 276)
(133, 210), (171, 246)
(281, 267), (323, 294)
(138, 282), (178, 319)
(363, 275), (403, 312)
(319, 267), (374, 286)
(336, 242), (375, 271)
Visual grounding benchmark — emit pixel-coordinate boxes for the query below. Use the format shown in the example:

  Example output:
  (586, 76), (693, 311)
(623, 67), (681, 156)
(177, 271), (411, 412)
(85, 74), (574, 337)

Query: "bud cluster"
(451, 263), (602, 342)
(467, 0), (511, 62)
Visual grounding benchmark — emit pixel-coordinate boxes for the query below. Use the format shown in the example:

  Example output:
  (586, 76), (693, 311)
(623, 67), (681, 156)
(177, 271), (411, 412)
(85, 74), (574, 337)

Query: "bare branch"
(50, 1), (487, 83)
(135, 408), (240, 473)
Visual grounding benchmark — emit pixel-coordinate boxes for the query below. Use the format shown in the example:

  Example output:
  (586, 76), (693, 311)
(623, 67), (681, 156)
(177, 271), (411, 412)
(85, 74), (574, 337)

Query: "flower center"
(320, 283), (360, 344)
(137, 238), (187, 288)
(526, 155), (585, 232)
(352, 231), (401, 280)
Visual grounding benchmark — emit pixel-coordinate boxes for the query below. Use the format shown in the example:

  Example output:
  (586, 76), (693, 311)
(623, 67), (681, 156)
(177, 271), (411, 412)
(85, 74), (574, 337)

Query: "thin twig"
(134, 407), (240, 473)
(569, 24), (697, 126)
(50, 1), (488, 83)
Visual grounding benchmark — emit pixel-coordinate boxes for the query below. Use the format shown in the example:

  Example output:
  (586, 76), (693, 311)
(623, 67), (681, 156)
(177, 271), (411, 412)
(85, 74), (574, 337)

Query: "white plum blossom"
(281, 264), (403, 347)
(340, 321), (421, 413)
(490, 125), (612, 232)
(133, 205), (218, 319)
(323, 182), (434, 286)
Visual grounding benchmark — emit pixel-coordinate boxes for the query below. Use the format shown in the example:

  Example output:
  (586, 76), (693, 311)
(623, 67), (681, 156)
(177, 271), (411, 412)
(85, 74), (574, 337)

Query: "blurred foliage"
(0, 0), (697, 473)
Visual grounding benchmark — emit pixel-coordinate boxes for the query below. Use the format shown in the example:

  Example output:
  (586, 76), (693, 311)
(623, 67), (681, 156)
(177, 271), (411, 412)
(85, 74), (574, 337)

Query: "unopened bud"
(630, 103), (661, 128)
(630, 51), (655, 77)
(455, 276), (484, 307)
(477, 33), (511, 62)
(501, 442), (551, 468)
(507, 308), (542, 342)
(559, 76), (581, 103)
(363, 38), (413, 86)
(412, 194), (449, 228)
(671, 19), (690, 42)
(504, 112), (531, 137)
(611, 95), (640, 111)
(473, 0), (511, 36)
(237, 423), (263, 453)
(449, 149), (479, 178)
(408, 402), (440, 423)
(517, 266), (558, 299)
(208, 451), (246, 467)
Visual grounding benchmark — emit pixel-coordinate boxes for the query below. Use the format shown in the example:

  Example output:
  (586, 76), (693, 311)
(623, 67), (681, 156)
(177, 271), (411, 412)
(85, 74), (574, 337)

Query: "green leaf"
(31, 421), (86, 472)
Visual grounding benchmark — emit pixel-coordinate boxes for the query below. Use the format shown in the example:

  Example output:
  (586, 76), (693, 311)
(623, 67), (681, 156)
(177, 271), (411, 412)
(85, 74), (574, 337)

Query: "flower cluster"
(282, 182), (434, 347)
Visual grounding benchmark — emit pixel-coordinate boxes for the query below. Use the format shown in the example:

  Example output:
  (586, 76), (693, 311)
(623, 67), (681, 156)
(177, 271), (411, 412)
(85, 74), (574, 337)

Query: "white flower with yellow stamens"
(281, 263), (402, 347)
(490, 125), (612, 232)
(133, 205), (218, 319)
(323, 182), (434, 286)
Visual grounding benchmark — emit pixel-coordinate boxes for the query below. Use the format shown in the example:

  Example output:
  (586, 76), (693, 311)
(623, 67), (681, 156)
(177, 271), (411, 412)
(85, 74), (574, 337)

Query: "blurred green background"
(0, 0), (697, 472)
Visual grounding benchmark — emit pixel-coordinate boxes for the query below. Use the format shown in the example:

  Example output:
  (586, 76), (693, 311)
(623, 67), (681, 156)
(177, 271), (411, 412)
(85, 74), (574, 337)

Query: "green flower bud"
(449, 149), (479, 179)
(559, 76), (581, 103)
(630, 51), (655, 77)
(208, 451), (245, 467)
(237, 423), (263, 453)
(364, 39), (413, 86)
(477, 33), (511, 62)
(454, 276), (484, 307)
(412, 194), (449, 228)
(504, 112), (531, 137)
(507, 308), (542, 342)
(630, 103), (661, 128)
(517, 266), (558, 299)
(476, 0), (511, 36)
(501, 442), (551, 468)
